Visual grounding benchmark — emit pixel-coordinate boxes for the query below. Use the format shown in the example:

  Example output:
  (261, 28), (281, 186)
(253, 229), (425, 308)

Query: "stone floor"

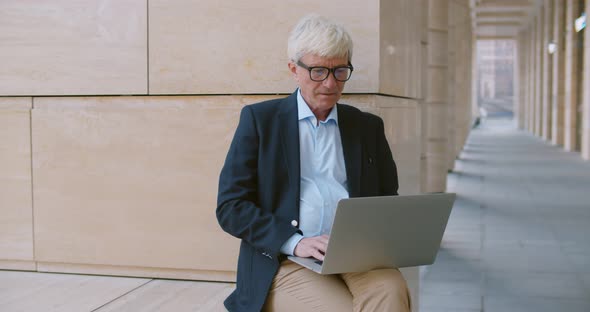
(419, 118), (590, 312)
(0, 270), (233, 311)
(1, 117), (589, 312)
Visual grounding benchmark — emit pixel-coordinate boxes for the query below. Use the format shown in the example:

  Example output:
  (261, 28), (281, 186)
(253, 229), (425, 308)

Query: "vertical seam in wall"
(146, 0), (150, 95)
(30, 97), (37, 269)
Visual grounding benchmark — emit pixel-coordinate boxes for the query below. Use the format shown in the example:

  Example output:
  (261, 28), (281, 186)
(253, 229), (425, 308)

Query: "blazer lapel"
(338, 105), (362, 197)
(279, 92), (301, 207)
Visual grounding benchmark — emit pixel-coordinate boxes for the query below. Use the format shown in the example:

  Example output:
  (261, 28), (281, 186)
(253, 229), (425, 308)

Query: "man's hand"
(293, 235), (329, 261)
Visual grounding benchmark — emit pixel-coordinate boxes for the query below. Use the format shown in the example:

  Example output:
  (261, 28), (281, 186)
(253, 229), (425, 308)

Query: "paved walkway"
(420, 118), (590, 312)
(1, 118), (589, 312)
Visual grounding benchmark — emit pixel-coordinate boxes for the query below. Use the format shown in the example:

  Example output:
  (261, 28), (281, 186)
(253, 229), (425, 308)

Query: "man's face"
(289, 54), (349, 117)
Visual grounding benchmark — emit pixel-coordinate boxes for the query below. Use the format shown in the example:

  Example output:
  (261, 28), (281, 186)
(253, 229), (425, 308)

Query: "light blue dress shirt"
(280, 90), (349, 255)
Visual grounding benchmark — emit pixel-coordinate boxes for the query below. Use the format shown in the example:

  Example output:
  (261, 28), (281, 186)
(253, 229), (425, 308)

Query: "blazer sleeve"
(375, 116), (399, 196)
(216, 105), (299, 256)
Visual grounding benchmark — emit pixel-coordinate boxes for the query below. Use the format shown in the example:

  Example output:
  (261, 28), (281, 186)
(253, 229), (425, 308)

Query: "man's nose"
(322, 72), (338, 88)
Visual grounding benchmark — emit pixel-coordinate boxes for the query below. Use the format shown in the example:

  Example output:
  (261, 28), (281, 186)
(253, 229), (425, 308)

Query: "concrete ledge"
(0, 260), (37, 272)
(36, 262), (237, 283)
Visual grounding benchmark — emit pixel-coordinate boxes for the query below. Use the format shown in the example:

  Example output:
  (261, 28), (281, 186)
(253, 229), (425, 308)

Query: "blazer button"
(291, 220), (298, 227)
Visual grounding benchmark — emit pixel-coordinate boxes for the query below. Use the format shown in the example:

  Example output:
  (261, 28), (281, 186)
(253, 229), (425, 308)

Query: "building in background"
(477, 40), (515, 118)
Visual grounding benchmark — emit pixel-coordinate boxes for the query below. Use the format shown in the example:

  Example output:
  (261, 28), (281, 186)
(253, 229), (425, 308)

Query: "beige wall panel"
(424, 100), (449, 193)
(0, 1), (147, 96)
(421, 0), (429, 44)
(149, 0), (380, 94)
(32, 95), (279, 272)
(379, 0), (422, 98)
(428, 31), (449, 66)
(31, 94), (419, 278)
(378, 98), (421, 195)
(0, 260), (36, 271)
(427, 67), (449, 103)
(424, 104), (449, 140)
(429, 0), (449, 31)
(340, 94), (381, 114)
(0, 98), (34, 263)
(0, 98), (32, 110)
(341, 95), (421, 195)
(423, 150), (448, 193)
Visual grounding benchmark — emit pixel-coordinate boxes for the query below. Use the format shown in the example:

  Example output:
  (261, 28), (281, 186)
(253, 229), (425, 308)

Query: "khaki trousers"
(263, 260), (412, 312)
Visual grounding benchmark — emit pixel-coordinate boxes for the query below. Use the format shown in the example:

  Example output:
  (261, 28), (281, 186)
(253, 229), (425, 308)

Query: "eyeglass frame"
(296, 60), (354, 82)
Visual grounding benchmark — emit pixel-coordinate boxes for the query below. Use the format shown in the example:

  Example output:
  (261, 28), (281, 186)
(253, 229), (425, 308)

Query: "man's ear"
(288, 62), (298, 77)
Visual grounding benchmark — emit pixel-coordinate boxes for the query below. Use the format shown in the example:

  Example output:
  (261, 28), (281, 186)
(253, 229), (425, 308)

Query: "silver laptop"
(288, 193), (456, 274)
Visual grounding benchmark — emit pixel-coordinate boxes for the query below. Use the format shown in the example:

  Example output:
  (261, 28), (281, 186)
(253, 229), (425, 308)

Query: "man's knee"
(362, 269), (409, 298)
(343, 269), (411, 312)
(265, 262), (353, 312)
(373, 269), (408, 289)
(372, 269), (411, 311)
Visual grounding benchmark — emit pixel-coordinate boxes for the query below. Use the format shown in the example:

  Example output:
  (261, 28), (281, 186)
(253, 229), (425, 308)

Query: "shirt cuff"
(279, 233), (304, 256)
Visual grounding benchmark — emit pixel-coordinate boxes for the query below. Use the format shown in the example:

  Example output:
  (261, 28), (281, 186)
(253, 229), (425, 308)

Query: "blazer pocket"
(362, 152), (380, 195)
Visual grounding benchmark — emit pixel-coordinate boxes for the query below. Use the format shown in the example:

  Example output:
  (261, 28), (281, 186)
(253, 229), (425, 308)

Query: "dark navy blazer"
(216, 91), (399, 312)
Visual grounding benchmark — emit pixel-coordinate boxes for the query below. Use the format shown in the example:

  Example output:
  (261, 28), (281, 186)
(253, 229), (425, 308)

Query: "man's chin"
(318, 94), (340, 103)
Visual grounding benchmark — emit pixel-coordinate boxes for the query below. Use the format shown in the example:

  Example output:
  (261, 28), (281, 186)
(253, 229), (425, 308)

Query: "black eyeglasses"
(296, 60), (354, 82)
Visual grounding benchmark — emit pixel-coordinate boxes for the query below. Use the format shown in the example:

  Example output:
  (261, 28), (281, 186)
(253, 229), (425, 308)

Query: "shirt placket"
(315, 121), (330, 235)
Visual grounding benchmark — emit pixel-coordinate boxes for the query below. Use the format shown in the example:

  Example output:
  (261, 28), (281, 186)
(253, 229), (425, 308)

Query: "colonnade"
(518, 0), (590, 159)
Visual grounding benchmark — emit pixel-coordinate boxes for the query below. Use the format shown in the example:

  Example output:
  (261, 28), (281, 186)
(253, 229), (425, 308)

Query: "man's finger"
(309, 240), (327, 253)
(312, 249), (325, 261)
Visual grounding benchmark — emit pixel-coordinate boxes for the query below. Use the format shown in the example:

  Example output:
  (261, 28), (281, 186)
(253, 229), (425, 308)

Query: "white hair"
(287, 14), (353, 63)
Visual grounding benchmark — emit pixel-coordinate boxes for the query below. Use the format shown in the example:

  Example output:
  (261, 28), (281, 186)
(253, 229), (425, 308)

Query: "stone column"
(422, 0), (449, 193)
(517, 29), (528, 130)
(551, 0), (566, 146)
(526, 28), (533, 131)
(518, 31), (524, 130)
(519, 27), (531, 129)
(564, 0), (580, 151)
(420, 0), (430, 194)
(542, 0), (554, 140)
(530, 18), (538, 133)
(535, 7), (545, 137)
(447, 0), (473, 168)
(512, 32), (522, 127)
(447, 2), (456, 172)
(471, 28), (479, 131)
(582, 0), (590, 159)
(458, 1), (473, 156)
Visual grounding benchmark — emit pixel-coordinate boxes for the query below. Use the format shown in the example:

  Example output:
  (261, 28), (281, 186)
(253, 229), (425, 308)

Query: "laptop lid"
(289, 193), (455, 274)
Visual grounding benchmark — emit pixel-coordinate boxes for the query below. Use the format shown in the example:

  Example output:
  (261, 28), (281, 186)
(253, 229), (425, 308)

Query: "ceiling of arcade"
(471, 0), (539, 39)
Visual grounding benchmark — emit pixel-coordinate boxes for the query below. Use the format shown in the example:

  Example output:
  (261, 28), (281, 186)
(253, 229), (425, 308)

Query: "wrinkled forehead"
(299, 54), (350, 66)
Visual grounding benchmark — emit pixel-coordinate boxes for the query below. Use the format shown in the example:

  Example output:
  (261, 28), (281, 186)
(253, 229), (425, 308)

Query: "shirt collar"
(296, 89), (339, 124)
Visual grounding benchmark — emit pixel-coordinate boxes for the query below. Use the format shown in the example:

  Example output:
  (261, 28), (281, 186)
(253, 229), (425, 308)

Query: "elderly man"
(217, 14), (411, 312)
